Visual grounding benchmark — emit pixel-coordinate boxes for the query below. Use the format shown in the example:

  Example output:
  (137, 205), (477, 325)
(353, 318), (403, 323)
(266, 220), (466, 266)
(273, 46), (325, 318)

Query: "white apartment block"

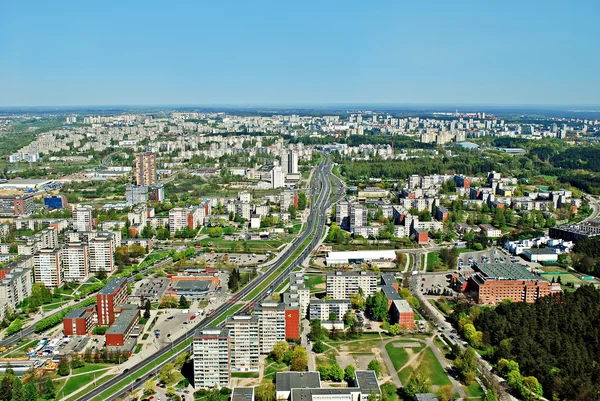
(326, 271), (377, 299)
(192, 328), (230, 388)
(34, 249), (63, 288)
(225, 315), (260, 372)
(0, 265), (33, 308)
(280, 190), (296, 211)
(169, 207), (188, 235)
(309, 299), (351, 321)
(62, 242), (89, 282)
(89, 234), (115, 274)
(73, 207), (93, 232)
(254, 300), (285, 354)
(336, 201), (350, 229)
(271, 166), (285, 189)
(349, 204), (367, 232)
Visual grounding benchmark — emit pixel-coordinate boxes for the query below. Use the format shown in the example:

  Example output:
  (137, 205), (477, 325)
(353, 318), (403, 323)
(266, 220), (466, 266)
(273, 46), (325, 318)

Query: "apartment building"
(326, 271), (377, 299)
(225, 315), (260, 372)
(192, 328), (230, 388)
(63, 306), (96, 335)
(0, 264), (33, 308)
(135, 151), (156, 186)
(349, 204), (367, 232)
(0, 194), (35, 216)
(169, 207), (188, 235)
(62, 242), (89, 282)
(254, 300), (285, 354)
(97, 277), (128, 326)
(309, 299), (351, 321)
(335, 201), (350, 230)
(105, 309), (140, 347)
(73, 207), (93, 232)
(89, 233), (115, 274)
(34, 248), (63, 288)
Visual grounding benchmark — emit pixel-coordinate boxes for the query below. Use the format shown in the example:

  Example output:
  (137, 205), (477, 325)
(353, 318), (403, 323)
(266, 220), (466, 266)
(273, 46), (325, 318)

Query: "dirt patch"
(392, 342), (421, 348)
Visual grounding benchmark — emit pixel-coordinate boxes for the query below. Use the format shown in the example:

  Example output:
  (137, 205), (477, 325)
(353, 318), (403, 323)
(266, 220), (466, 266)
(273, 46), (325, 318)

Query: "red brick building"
(390, 300), (415, 330)
(105, 309), (140, 346)
(97, 277), (128, 326)
(63, 307), (96, 335)
(466, 263), (562, 304)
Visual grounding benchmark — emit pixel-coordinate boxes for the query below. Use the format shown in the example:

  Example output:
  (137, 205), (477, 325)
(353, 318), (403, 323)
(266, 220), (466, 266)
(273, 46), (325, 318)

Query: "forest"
(452, 286), (600, 401)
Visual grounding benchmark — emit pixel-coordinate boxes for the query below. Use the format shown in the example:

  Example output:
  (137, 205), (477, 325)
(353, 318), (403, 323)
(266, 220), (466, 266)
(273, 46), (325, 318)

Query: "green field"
(397, 346), (451, 387)
(196, 237), (283, 253)
(305, 274), (325, 293)
(72, 364), (112, 375)
(264, 358), (289, 380)
(208, 304), (244, 327)
(385, 342), (425, 371)
(276, 279), (289, 292)
(465, 381), (485, 399)
(539, 272), (582, 286)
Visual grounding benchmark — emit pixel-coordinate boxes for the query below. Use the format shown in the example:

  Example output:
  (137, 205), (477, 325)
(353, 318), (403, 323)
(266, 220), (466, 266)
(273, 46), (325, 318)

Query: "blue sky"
(1, 0), (599, 107)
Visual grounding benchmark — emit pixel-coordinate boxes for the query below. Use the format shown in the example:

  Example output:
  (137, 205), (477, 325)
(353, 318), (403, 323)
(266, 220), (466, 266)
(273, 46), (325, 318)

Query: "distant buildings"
(0, 194), (35, 216)
(126, 185), (148, 206)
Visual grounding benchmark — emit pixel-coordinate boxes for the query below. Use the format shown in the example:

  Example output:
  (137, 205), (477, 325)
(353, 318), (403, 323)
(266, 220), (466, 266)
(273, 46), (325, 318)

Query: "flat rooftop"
(276, 372), (321, 392)
(476, 263), (541, 281)
(99, 277), (127, 295)
(327, 250), (397, 261)
(174, 280), (212, 292)
(355, 370), (381, 394)
(232, 387), (254, 401)
(106, 309), (139, 335)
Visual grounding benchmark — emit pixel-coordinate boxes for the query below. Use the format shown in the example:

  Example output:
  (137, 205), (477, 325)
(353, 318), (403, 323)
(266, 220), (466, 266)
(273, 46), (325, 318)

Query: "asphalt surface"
(76, 153), (343, 401)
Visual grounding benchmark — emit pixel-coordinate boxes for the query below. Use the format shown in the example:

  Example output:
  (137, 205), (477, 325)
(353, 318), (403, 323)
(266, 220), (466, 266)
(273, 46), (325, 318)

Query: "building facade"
(192, 328), (230, 388)
(135, 151), (156, 186)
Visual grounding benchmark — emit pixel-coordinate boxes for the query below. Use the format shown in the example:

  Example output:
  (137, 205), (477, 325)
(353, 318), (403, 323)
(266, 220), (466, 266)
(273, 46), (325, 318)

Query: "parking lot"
(419, 273), (454, 296)
(198, 252), (268, 266)
(458, 247), (520, 271)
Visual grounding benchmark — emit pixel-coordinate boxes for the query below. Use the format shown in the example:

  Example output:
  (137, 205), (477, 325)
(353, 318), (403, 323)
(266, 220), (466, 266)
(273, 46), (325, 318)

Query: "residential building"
(73, 207), (93, 232)
(349, 204), (367, 232)
(309, 299), (351, 321)
(335, 201), (350, 230)
(326, 271), (377, 299)
(192, 328), (230, 388)
(62, 242), (89, 282)
(276, 370), (381, 401)
(169, 207), (188, 235)
(284, 305), (300, 341)
(89, 233), (115, 274)
(135, 151), (156, 186)
(271, 166), (285, 188)
(34, 249), (63, 288)
(149, 185), (165, 202)
(225, 315), (260, 372)
(126, 185), (148, 206)
(254, 300), (285, 354)
(480, 224), (502, 238)
(0, 194), (35, 216)
(97, 277), (128, 326)
(0, 262), (33, 308)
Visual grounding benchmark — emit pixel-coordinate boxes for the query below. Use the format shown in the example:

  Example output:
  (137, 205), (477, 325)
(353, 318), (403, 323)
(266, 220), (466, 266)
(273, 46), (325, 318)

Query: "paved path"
(378, 339), (402, 387)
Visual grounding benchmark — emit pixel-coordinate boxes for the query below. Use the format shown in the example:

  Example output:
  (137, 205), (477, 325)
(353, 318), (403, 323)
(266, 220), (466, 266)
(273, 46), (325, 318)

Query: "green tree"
(350, 292), (365, 310)
(290, 346), (308, 371)
(178, 295), (189, 308)
(10, 377), (22, 401)
(270, 341), (290, 363)
(453, 347), (478, 385)
(317, 365), (330, 380)
(43, 379), (55, 400)
(344, 365), (356, 384)
(23, 383), (39, 401)
(297, 192), (307, 210)
(404, 368), (431, 398)
(388, 323), (401, 336)
(329, 362), (344, 382)
(521, 376), (542, 401)
(365, 292), (388, 321)
(255, 380), (276, 401)
(312, 340), (325, 353)
(143, 299), (151, 319)
(367, 359), (381, 377)
(308, 319), (325, 342)
(57, 356), (70, 376)
(144, 380), (155, 396)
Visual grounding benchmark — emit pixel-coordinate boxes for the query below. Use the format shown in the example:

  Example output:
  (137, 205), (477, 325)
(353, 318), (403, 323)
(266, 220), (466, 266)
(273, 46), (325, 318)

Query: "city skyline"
(2, 0), (599, 107)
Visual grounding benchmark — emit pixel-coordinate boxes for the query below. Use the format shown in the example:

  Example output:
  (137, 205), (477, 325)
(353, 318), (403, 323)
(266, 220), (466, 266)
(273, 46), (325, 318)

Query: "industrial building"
(326, 250), (397, 267)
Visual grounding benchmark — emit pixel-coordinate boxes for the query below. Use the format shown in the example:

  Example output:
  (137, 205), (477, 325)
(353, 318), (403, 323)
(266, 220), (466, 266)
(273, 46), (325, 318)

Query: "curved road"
(76, 153), (342, 401)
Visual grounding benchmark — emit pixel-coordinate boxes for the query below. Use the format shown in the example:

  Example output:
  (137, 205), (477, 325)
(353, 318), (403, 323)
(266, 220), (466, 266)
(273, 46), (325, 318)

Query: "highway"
(76, 153), (344, 401)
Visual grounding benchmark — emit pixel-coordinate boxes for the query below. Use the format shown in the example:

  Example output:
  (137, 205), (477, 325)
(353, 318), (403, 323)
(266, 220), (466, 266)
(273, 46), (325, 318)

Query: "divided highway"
(77, 154), (343, 401)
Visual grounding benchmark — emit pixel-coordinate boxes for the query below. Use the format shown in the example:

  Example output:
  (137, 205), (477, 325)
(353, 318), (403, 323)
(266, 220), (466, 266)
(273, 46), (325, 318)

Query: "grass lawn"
(426, 252), (446, 272)
(428, 298), (456, 317)
(398, 346), (451, 387)
(305, 274), (325, 293)
(276, 279), (289, 292)
(2, 339), (38, 357)
(231, 372), (260, 378)
(385, 341), (425, 371)
(72, 364), (112, 375)
(198, 300), (209, 308)
(457, 248), (477, 254)
(465, 381), (485, 398)
(539, 272), (582, 286)
(264, 358), (289, 380)
(42, 301), (69, 312)
(134, 344), (143, 354)
(65, 374), (117, 401)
